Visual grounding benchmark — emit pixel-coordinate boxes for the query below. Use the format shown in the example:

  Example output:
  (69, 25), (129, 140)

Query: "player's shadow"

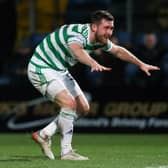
(0, 155), (45, 162)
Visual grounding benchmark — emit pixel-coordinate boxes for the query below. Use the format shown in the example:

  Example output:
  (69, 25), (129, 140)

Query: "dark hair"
(91, 10), (114, 24)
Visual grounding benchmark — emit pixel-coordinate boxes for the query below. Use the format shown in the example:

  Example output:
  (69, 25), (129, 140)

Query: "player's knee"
(65, 98), (77, 110)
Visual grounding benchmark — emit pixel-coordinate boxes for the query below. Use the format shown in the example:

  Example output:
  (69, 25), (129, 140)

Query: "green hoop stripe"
(60, 111), (77, 120)
(34, 52), (62, 71)
(46, 35), (71, 68)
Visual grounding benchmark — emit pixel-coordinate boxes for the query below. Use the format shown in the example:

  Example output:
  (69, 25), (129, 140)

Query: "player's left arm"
(109, 44), (160, 76)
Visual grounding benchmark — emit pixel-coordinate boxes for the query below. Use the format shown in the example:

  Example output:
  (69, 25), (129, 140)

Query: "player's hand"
(140, 63), (160, 76)
(91, 61), (112, 72)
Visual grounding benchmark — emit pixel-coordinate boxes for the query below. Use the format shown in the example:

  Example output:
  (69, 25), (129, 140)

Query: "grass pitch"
(0, 133), (168, 168)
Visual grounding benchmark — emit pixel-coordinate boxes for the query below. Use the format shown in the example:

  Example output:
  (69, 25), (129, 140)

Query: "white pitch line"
(146, 166), (168, 168)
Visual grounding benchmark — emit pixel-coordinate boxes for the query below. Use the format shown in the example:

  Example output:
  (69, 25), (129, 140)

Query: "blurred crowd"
(0, 0), (168, 93)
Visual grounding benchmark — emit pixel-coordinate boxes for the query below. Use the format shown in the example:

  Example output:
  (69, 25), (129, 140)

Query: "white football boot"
(32, 132), (55, 160)
(61, 150), (89, 160)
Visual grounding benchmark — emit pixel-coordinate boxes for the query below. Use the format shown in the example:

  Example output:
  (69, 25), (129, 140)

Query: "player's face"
(95, 19), (114, 44)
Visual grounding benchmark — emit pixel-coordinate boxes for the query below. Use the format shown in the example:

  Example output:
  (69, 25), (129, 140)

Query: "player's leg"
(58, 93), (90, 161)
(53, 89), (88, 160)
(32, 88), (76, 160)
(31, 111), (59, 160)
(28, 65), (88, 160)
(53, 90), (76, 156)
(34, 71), (88, 160)
(27, 66), (70, 159)
(57, 72), (89, 160)
(27, 64), (56, 159)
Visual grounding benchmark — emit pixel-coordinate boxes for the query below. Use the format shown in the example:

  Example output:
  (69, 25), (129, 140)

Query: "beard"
(95, 32), (108, 44)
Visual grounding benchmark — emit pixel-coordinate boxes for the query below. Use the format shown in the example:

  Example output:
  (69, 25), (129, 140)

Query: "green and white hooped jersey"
(30, 23), (113, 71)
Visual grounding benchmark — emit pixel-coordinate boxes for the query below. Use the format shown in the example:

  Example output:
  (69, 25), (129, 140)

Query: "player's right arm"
(68, 43), (111, 72)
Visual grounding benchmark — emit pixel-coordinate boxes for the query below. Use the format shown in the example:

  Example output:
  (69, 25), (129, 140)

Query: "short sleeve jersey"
(30, 24), (113, 71)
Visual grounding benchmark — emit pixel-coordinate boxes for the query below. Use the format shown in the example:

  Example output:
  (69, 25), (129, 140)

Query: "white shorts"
(27, 63), (83, 101)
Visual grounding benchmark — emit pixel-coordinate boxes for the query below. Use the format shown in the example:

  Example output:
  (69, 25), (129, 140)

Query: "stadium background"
(0, 0), (168, 133)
